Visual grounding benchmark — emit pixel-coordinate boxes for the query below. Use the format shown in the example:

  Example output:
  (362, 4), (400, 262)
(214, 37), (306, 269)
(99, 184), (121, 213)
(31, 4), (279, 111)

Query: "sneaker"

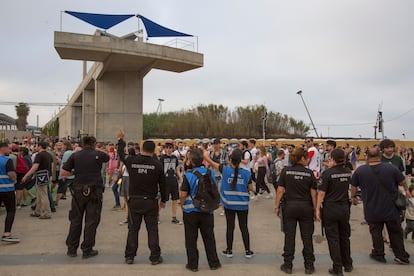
(222, 249), (233, 258)
(369, 253), (386, 263)
(210, 263), (221, 270)
(245, 250), (254, 258)
(125, 257), (134, 264)
(219, 210), (225, 216)
(1, 235), (20, 243)
(394, 257), (410, 265)
(185, 264), (198, 272)
(328, 268), (344, 276)
(112, 205), (121, 210)
(343, 265), (353, 272)
(171, 218), (182, 225)
(151, 256), (163, 265)
(82, 249), (99, 259)
(119, 219), (128, 225)
(67, 250), (77, 257)
(280, 264), (293, 274)
(21, 203), (27, 207)
(305, 265), (315, 274)
(30, 213), (40, 217)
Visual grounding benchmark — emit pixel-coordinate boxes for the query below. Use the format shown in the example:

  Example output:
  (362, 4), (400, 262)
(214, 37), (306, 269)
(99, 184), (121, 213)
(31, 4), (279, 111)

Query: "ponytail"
(231, 160), (241, 190)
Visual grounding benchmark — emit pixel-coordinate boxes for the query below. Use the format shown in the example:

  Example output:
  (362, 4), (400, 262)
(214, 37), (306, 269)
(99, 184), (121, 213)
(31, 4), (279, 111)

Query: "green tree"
(15, 102), (30, 131)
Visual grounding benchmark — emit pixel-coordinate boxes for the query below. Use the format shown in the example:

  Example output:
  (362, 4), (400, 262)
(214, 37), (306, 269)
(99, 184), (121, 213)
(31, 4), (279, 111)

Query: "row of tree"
(144, 104), (309, 139)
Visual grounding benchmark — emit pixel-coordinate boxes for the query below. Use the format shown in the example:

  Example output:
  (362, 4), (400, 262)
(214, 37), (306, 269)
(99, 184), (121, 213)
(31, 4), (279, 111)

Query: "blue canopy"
(65, 11), (135, 30)
(138, 15), (193, 37)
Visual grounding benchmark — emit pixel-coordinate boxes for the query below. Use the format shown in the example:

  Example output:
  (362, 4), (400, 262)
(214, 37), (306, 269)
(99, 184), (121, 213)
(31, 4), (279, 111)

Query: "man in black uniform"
(316, 148), (353, 276)
(159, 142), (182, 224)
(120, 140), (167, 265)
(61, 136), (109, 258)
(275, 147), (317, 274)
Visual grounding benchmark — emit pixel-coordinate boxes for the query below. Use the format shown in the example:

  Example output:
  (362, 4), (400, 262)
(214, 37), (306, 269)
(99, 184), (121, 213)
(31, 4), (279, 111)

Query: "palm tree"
(15, 102), (30, 131)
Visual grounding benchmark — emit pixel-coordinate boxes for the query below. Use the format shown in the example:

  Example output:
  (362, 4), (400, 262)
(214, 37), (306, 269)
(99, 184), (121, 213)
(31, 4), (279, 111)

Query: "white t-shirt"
(240, 150), (251, 171)
(307, 146), (321, 179)
(250, 147), (258, 169)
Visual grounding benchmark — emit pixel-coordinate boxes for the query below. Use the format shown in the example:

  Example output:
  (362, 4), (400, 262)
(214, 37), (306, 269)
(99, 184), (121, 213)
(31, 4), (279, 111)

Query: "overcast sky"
(1, 0), (414, 139)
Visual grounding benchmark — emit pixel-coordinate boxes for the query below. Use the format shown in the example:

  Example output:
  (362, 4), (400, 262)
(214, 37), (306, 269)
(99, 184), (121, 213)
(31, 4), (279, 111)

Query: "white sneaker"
(2, 235), (20, 243)
(219, 211), (225, 216)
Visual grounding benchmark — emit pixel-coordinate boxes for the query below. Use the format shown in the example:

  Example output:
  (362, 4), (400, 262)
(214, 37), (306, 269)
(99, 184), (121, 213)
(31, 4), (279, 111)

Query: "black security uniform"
(278, 164), (317, 270)
(319, 165), (353, 273)
(120, 148), (167, 263)
(63, 146), (109, 255)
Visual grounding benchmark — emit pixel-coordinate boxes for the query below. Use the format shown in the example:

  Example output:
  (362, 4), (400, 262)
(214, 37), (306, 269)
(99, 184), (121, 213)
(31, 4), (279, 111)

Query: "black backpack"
(268, 161), (277, 184)
(191, 169), (220, 213)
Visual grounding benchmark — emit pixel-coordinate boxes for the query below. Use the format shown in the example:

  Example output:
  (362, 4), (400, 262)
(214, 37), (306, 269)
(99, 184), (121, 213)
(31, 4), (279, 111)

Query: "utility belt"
(129, 195), (157, 200)
(71, 183), (102, 197)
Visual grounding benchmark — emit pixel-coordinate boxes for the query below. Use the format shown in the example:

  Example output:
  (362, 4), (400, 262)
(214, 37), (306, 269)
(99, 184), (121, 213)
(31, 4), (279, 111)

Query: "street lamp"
(156, 98), (165, 115)
(297, 90), (319, 138)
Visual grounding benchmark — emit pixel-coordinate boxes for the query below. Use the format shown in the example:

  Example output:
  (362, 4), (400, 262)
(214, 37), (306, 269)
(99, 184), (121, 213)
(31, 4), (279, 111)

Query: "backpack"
(191, 169), (220, 213)
(16, 155), (29, 174)
(268, 161), (278, 184)
(243, 150), (252, 162)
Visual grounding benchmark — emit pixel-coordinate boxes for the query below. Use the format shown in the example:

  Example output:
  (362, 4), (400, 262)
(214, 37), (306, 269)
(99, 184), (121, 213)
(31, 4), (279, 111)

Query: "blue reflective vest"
(0, 156), (14, 192)
(220, 166), (251, 210)
(182, 167), (216, 214)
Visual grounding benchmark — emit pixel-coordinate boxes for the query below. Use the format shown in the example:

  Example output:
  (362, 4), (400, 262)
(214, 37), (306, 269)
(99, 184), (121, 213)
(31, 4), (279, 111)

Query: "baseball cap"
(326, 140), (336, 148)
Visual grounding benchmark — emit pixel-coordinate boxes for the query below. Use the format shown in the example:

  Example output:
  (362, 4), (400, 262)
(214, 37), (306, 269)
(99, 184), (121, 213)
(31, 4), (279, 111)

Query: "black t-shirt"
(352, 163), (404, 222)
(278, 164), (317, 202)
(319, 165), (352, 203)
(62, 147), (109, 187)
(124, 154), (167, 202)
(34, 151), (52, 173)
(5, 158), (14, 173)
(159, 154), (179, 181)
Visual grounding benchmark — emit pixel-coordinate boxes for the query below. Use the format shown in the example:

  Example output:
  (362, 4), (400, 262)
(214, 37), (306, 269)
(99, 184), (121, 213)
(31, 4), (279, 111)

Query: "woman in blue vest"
(0, 142), (19, 243)
(203, 148), (254, 258)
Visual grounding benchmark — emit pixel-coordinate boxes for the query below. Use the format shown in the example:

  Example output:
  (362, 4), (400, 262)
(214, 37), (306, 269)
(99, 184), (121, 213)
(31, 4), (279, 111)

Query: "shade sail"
(65, 11), (135, 30)
(138, 15), (193, 37)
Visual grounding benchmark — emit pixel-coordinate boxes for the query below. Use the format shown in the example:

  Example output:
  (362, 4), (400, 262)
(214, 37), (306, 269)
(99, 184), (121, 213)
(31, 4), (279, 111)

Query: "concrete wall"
(82, 89), (95, 136)
(95, 71), (143, 143)
(0, 130), (32, 142)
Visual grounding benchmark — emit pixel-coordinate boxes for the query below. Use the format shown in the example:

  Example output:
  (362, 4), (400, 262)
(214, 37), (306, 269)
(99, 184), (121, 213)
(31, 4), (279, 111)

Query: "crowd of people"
(1, 133), (413, 275)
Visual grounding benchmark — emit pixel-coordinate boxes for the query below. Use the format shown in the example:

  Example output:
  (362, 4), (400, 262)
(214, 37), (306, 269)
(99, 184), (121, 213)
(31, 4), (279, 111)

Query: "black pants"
(282, 201), (315, 267)
(183, 211), (221, 269)
(125, 198), (160, 262)
(255, 167), (270, 194)
(368, 219), (410, 260)
(66, 187), (103, 252)
(224, 208), (250, 251)
(323, 202), (352, 272)
(0, 191), (16, 233)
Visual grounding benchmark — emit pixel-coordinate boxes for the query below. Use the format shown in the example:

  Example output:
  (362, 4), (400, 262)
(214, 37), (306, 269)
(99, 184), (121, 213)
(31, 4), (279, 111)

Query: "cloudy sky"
(1, 0), (414, 139)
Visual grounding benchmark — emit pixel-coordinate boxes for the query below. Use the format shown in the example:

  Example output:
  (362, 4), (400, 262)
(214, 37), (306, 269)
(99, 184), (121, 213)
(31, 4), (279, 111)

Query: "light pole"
(297, 90), (319, 138)
(156, 98), (164, 115)
(262, 110), (268, 144)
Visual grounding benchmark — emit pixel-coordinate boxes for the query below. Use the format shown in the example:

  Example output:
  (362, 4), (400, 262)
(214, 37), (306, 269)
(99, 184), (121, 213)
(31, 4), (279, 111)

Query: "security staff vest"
(183, 167), (215, 214)
(0, 156), (14, 192)
(220, 166), (251, 210)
